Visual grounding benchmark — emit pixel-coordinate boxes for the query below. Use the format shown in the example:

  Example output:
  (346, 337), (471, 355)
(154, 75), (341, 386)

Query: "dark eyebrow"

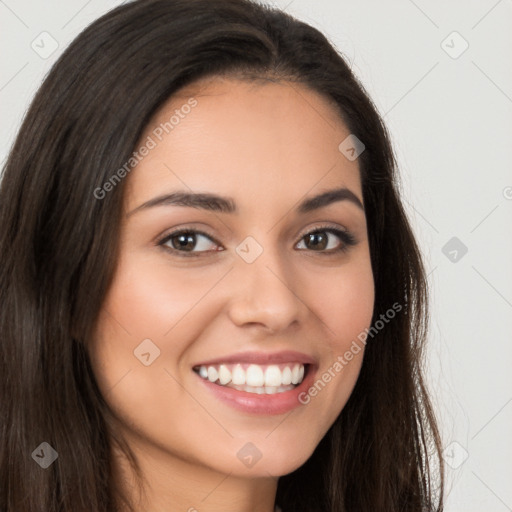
(126, 186), (364, 217)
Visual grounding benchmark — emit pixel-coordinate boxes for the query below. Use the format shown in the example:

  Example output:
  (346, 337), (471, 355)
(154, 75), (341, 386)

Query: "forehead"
(124, 77), (362, 214)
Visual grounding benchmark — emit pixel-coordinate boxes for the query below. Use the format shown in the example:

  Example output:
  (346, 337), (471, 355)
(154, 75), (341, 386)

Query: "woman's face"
(89, 77), (374, 480)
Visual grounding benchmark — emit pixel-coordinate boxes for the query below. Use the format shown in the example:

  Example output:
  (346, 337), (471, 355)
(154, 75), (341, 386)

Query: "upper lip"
(192, 350), (317, 367)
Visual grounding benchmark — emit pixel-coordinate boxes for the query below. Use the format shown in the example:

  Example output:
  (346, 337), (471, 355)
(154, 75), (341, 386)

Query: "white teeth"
(231, 364), (246, 385)
(207, 366), (218, 383)
(195, 362), (307, 393)
(218, 364), (231, 385)
(232, 384), (296, 394)
(246, 364), (265, 387)
(291, 364), (300, 385)
(264, 365), (282, 387)
(281, 366), (292, 385)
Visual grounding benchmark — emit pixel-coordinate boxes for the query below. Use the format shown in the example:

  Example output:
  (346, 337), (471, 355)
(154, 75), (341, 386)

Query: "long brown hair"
(0, 0), (444, 510)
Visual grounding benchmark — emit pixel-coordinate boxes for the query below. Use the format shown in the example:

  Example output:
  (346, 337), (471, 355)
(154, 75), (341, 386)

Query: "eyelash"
(156, 223), (357, 258)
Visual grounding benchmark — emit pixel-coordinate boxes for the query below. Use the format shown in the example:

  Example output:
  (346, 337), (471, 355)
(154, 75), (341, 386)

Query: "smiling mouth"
(193, 362), (308, 395)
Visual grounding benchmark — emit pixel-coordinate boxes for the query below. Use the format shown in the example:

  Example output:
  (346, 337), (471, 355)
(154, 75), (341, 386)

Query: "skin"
(89, 76), (375, 512)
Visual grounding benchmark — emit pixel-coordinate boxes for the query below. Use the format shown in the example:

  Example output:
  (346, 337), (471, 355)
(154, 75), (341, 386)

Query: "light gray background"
(1, 1), (511, 510)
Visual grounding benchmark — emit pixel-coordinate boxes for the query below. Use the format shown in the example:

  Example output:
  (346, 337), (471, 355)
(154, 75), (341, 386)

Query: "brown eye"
(296, 227), (357, 254)
(169, 232), (197, 251)
(159, 230), (221, 256)
(304, 232), (329, 251)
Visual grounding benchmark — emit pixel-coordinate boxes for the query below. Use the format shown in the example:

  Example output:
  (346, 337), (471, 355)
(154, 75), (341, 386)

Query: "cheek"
(88, 250), (238, 416)
(94, 250), (226, 367)
(105, 255), (213, 336)
(312, 258), (375, 348)
(299, 257), (374, 423)
(87, 254), (225, 461)
(87, 253), (199, 396)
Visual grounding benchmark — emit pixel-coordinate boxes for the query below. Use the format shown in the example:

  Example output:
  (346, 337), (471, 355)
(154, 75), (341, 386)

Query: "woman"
(0, 0), (444, 510)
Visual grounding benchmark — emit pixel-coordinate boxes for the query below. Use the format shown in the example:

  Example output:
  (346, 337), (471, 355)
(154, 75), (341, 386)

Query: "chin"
(205, 435), (321, 478)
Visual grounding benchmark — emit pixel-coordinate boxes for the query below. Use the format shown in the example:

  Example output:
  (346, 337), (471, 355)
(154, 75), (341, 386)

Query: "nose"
(226, 243), (304, 334)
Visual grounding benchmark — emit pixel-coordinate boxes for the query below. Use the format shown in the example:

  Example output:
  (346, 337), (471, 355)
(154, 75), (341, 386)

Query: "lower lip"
(195, 366), (317, 415)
